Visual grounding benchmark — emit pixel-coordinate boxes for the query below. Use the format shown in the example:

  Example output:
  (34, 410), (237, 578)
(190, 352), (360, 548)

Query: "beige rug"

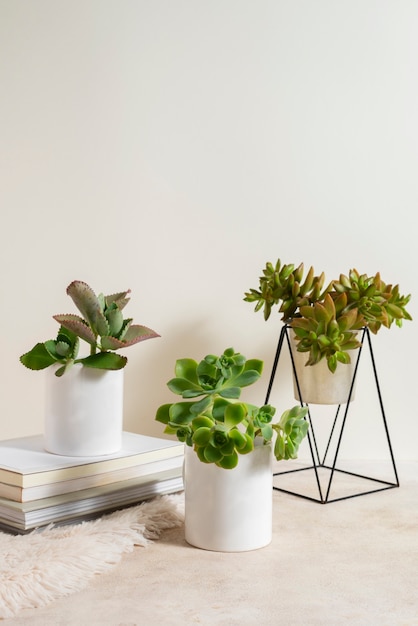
(0, 493), (184, 620)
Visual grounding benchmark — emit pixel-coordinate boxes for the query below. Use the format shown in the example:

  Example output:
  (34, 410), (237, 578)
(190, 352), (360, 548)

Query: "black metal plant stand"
(266, 325), (399, 504)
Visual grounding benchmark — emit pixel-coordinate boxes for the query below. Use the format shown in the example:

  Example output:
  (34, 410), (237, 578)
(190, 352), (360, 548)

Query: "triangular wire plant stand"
(266, 325), (399, 504)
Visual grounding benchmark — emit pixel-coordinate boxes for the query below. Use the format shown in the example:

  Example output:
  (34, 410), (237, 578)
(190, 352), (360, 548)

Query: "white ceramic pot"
(44, 364), (124, 456)
(289, 330), (357, 405)
(184, 441), (273, 552)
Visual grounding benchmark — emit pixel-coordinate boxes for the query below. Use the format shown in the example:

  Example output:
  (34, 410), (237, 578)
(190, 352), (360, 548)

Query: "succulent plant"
(245, 258), (412, 372)
(244, 258), (330, 322)
(20, 280), (160, 376)
(155, 347), (309, 468)
(331, 269), (412, 334)
(291, 293), (364, 373)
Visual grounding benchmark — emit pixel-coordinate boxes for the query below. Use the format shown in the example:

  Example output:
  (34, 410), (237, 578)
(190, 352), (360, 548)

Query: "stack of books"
(0, 432), (184, 534)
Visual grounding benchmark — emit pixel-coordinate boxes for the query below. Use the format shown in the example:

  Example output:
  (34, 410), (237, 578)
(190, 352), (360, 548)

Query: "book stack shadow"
(0, 433), (184, 534)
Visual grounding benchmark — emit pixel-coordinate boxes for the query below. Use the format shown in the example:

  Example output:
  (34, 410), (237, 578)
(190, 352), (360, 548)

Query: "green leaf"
(167, 377), (203, 396)
(274, 434), (286, 460)
(227, 369), (262, 388)
(220, 439), (236, 456)
(260, 424), (273, 441)
(219, 387), (241, 399)
(228, 429), (248, 450)
(20, 343), (57, 370)
(155, 404), (171, 425)
(190, 395), (212, 415)
(192, 427), (212, 446)
(105, 306), (124, 337)
(237, 433), (254, 454)
(78, 352), (127, 370)
(223, 403), (246, 428)
(191, 416), (214, 429)
(217, 451), (239, 469)
(169, 402), (194, 425)
(204, 444), (223, 463)
(174, 358), (199, 384)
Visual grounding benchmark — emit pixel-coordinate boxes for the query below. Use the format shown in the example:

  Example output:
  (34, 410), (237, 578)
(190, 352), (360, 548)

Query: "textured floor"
(5, 461), (418, 626)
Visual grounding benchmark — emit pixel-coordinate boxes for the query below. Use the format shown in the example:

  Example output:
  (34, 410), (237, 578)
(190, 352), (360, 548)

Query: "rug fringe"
(0, 493), (184, 619)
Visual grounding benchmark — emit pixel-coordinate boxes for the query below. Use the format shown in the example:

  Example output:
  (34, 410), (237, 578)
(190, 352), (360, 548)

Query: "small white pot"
(184, 442), (273, 552)
(44, 364), (124, 456)
(289, 330), (357, 405)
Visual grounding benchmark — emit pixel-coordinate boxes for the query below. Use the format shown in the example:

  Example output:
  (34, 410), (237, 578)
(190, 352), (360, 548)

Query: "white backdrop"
(1, 0), (417, 460)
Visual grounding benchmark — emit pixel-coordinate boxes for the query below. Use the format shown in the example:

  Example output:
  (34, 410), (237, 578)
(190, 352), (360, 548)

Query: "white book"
(0, 454), (184, 502)
(0, 468), (184, 532)
(0, 432), (184, 488)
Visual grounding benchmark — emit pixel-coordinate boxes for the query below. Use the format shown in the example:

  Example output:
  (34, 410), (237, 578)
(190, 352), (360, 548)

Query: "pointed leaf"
(20, 343), (57, 370)
(105, 290), (131, 310)
(66, 281), (109, 336)
(53, 314), (97, 345)
(100, 325), (160, 350)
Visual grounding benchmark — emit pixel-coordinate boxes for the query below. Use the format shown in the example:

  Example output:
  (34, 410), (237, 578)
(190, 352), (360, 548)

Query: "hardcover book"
(0, 432), (184, 488)
(0, 454), (184, 502)
(0, 468), (184, 532)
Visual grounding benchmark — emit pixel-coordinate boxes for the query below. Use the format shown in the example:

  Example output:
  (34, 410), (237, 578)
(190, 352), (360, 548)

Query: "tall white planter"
(44, 365), (124, 456)
(289, 330), (358, 405)
(184, 442), (273, 552)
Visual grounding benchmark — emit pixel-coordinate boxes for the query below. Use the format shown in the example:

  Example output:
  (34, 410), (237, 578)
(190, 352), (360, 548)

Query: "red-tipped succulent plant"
(20, 280), (159, 376)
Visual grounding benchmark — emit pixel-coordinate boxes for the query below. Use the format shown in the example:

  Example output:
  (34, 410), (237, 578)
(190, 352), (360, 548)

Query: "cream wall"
(1, 1), (417, 460)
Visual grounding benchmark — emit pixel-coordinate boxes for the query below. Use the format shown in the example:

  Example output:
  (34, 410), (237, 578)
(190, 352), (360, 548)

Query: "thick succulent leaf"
(227, 368), (262, 389)
(190, 395), (212, 415)
(53, 314), (97, 345)
(167, 377), (203, 396)
(217, 451), (239, 469)
(212, 397), (229, 420)
(174, 358), (199, 384)
(260, 424), (273, 441)
(192, 427), (212, 446)
(44, 339), (67, 360)
(168, 402), (195, 424)
(192, 416), (215, 429)
(228, 428), (248, 449)
(196, 359), (218, 382)
(66, 281), (109, 336)
(218, 387), (241, 399)
(341, 307), (361, 330)
(155, 403), (172, 425)
(314, 301), (331, 324)
(78, 352), (127, 370)
(105, 306), (124, 337)
(105, 290), (131, 310)
(20, 343), (57, 370)
(121, 324), (160, 343)
(204, 444), (223, 463)
(223, 402), (246, 427)
(100, 325), (160, 350)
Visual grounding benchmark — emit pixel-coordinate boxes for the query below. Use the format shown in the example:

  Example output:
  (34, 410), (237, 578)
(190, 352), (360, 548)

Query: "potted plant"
(244, 260), (412, 404)
(155, 347), (308, 552)
(20, 280), (160, 456)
